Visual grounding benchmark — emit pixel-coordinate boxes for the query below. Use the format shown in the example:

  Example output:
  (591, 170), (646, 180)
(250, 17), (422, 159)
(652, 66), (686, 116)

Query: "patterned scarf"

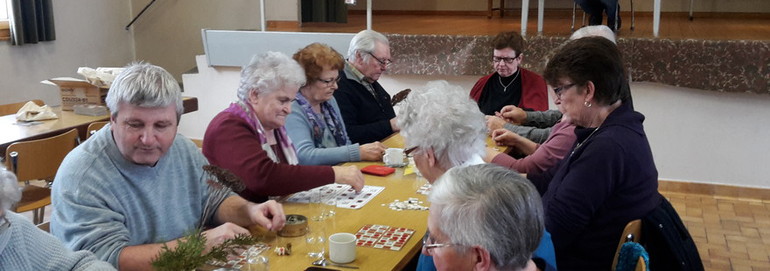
(295, 92), (349, 147)
(224, 101), (298, 165)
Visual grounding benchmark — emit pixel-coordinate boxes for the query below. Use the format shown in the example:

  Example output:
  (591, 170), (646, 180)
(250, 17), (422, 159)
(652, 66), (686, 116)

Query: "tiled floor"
(20, 186), (770, 270)
(661, 191), (770, 271)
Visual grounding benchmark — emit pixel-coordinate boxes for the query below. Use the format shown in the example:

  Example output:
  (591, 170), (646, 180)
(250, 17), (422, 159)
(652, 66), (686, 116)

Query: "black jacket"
(642, 197), (705, 271)
(333, 69), (395, 144)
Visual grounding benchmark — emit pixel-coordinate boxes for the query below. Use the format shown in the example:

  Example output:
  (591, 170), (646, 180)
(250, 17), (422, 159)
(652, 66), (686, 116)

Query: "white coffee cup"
(328, 232), (357, 263)
(383, 148), (405, 167)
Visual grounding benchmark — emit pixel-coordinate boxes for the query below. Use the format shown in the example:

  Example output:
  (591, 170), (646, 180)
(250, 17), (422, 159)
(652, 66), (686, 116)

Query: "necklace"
(570, 124), (601, 157)
(497, 70), (519, 92)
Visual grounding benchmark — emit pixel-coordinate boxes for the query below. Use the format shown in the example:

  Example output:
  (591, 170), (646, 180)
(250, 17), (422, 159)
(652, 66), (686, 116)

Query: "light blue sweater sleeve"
(286, 98), (361, 165)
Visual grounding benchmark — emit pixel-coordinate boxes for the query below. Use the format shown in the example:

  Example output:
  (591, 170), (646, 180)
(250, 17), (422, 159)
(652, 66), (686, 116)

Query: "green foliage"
(151, 229), (261, 271)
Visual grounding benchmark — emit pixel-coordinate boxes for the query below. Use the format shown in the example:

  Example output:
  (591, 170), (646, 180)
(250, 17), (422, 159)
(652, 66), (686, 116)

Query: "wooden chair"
(487, 0), (515, 18)
(0, 100), (45, 116)
(5, 129), (80, 224)
(613, 219), (644, 271)
(87, 121), (109, 139)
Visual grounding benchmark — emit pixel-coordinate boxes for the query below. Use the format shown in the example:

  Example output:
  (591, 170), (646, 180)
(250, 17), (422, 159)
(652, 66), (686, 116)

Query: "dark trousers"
(574, 0), (619, 28)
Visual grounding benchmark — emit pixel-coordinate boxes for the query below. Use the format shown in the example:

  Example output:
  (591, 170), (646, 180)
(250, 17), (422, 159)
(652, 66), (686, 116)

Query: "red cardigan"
(203, 110), (335, 203)
(470, 68), (549, 111)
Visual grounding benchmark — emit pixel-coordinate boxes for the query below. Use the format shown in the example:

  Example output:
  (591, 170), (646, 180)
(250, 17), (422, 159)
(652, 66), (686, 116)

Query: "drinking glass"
(305, 220), (326, 259)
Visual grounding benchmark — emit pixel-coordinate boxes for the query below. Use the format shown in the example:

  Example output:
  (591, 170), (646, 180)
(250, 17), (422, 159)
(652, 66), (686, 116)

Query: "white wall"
(130, 0), (262, 81)
(0, 1), (134, 106)
(181, 66), (770, 189)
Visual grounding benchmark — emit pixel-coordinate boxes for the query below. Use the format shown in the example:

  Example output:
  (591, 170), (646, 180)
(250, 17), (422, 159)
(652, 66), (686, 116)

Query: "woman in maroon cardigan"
(470, 31), (549, 116)
(203, 52), (364, 203)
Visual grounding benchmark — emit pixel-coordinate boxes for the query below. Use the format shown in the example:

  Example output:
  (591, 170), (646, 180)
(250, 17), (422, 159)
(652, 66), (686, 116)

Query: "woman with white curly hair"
(0, 167), (115, 270)
(399, 81), (556, 271)
(203, 52), (364, 203)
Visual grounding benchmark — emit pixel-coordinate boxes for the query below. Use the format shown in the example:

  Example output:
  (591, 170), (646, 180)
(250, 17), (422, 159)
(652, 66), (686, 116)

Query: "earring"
(584, 101), (592, 108)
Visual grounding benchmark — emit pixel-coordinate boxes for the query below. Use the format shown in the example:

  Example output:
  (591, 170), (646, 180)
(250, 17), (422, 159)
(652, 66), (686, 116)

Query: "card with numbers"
(355, 224), (415, 251)
(284, 184), (385, 209)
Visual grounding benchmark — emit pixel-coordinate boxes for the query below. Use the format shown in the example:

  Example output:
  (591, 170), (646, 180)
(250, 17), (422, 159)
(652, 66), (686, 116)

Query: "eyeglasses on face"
(317, 77), (341, 86)
(553, 83), (577, 99)
(492, 55), (520, 64)
(367, 52), (393, 67)
(422, 230), (461, 254)
(404, 145), (418, 156)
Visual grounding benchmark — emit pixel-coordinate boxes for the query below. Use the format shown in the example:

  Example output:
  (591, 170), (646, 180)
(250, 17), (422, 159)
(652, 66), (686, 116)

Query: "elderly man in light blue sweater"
(51, 62), (286, 270)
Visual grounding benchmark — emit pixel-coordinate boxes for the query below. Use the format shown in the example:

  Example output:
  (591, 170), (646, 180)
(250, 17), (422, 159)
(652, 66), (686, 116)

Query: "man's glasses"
(317, 77), (341, 86)
(404, 146), (418, 156)
(422, 230), (461, 254)
(367, 52), (393, 67)
(492, 55), (520, 64)
(553, 83), (577, 99)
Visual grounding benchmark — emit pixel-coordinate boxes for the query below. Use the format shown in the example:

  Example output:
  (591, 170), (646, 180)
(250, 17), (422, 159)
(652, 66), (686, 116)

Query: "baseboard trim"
(348, 9), (770, 20)
(659, 179), (770, 201)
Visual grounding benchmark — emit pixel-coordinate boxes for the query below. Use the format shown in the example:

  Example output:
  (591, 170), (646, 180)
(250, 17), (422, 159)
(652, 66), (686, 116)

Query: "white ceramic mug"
(328, 232), (357, 263)
(383, 148), (405, 167)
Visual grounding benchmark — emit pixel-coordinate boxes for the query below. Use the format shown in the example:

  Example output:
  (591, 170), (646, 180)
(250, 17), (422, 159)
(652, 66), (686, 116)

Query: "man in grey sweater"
(52, 63), (286, 270)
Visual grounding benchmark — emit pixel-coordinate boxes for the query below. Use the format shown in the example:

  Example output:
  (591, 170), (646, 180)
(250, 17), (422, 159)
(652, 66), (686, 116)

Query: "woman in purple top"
(528, 37), (660, 270)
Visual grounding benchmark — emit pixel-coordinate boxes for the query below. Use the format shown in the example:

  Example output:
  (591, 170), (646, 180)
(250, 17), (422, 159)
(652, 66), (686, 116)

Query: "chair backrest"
(5, 129), (80, 182)
(613, 219), (642, 270)
(0, 100), (45, 116)
(87, 121), (109, 139)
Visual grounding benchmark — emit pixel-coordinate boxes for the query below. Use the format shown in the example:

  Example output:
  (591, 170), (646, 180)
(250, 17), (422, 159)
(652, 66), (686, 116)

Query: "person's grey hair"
(236, 51), (306, 102)
(347, 30), (389, 62)
(429, 164), (545, 269)
(105, 62), (184, 121)
(570, 25), (616, 44)
(0, 167), (21, 211)
(397, 80), (486, 169)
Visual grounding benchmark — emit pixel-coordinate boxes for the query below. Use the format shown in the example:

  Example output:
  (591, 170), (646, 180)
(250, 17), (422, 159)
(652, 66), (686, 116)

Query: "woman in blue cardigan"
(286, 43), (386, 165)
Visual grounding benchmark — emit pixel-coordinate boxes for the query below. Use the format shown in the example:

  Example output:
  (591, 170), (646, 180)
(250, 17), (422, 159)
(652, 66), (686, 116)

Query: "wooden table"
(0, 97), (198, 158)
(251, 133), (428, 271)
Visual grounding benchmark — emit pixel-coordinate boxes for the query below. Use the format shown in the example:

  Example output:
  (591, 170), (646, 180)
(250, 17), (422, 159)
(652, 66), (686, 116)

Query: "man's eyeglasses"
(492, 55), (520, 64)
(404, 146), (418, 156)
(0, 215), (10, 232)
(553, 83), (577, 99)
(422, 230), (461, 254)
(317, 77), (341, 86)
(367, 52), (393, 67)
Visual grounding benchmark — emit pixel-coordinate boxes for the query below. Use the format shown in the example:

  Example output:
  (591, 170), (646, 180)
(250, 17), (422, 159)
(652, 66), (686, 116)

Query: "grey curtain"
(8, 0), (56, 45)
(301, 0), (347, 23)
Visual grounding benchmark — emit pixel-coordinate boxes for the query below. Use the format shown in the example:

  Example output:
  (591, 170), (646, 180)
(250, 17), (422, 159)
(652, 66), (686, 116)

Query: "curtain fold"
(301, 0), (348, 23)
(8, 0), (56, 45)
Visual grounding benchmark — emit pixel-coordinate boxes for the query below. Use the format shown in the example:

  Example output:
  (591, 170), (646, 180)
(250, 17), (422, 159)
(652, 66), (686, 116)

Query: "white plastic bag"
(15, 101), (58, 121)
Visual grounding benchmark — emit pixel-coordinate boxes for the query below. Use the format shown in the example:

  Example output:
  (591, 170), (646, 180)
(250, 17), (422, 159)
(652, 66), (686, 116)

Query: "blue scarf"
(295, 92), (349, 147)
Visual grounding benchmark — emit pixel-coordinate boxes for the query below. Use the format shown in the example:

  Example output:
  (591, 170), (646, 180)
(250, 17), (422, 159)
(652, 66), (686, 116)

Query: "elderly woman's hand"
(485, 115), (507, 134)
(332, 165), (365, 192)
(491, 128), (538, 156)
(499, 105), (527, 124)
(359, 141), (386, 161)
